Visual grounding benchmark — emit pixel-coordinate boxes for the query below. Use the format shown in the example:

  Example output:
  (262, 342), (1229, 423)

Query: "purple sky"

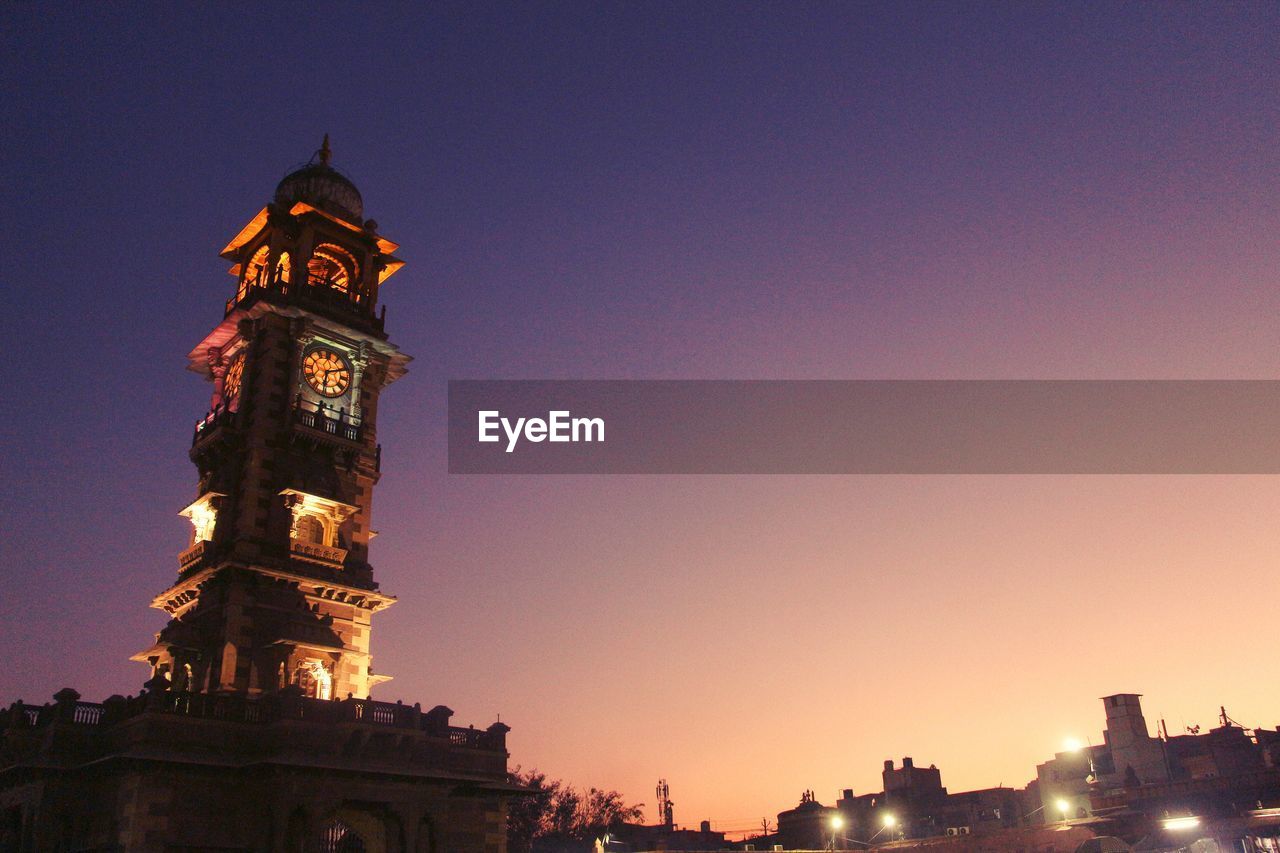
(3, 3), (1279, 834)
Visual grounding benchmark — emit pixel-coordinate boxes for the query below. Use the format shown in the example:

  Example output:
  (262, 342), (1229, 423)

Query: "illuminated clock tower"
(134, 136), (411, 700)
(2, 140), (513, 853)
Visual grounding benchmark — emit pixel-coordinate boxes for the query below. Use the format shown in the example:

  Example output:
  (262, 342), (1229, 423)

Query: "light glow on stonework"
(304, 660), (333, 701)
(280, 489), (358, 548)
(179, 492), (224, 543)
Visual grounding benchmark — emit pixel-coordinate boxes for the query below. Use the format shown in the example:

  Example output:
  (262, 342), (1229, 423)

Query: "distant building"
(603, 819), (728, 851)
(1036, 693), (1280, 826)
(826, 759), (1019, 848)
(777, 790), (838, 849)
(1035, 694), (1280, 851)
(775, 693), (1280, 852)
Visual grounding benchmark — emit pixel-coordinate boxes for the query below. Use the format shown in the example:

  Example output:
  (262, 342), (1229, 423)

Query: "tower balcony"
(226, 266), (386, 334)
(177, 540), (208, 572)
(292, 397), (364, 444)
(289, 539), (348, 568)
(191, 403), (236, 446)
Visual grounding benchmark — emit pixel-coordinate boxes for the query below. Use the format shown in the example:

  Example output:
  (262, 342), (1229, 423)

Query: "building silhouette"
(0, 139), (517, 852)
(776, 694), (1280, 852)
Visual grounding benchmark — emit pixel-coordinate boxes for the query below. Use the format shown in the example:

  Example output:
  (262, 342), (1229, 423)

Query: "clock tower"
(134, 136), (411, 700)
(3, 140), (515, 853)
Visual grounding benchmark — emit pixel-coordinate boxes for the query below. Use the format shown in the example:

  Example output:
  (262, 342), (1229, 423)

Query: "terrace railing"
(2, 689), (507, 753)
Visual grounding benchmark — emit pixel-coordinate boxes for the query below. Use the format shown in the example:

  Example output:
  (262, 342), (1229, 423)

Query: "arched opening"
(308, 244), (359, 295)
(295, 514), (326, 545)
(234, 244), (272, 305)
(320, 818), (367, 852)
(246, 244), (271, 285)
(320, 808), (388, 853)
(276, 250), (292, 286)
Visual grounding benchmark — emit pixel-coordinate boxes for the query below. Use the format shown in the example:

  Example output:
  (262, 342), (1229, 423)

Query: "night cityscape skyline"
(2, 2), (1279, 845)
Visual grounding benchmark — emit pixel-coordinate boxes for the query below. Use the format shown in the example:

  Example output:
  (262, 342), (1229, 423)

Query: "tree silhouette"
(508, 767), (645, 850)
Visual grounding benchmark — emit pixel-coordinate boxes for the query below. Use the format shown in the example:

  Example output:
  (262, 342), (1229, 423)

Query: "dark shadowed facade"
(0, 140), (517, 852)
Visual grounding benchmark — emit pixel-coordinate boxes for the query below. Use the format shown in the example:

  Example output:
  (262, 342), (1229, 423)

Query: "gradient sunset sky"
(3, 2), (1279, 837)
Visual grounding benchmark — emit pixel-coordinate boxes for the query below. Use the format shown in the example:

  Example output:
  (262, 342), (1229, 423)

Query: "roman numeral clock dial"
(302, 347), (352, 397)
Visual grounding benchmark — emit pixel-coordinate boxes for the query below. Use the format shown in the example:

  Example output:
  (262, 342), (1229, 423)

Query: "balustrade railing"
(2, 691), (504, 752)
(293, 397), (363, 442)
(192, 404), (235, 445)
(178, 540), (208, 571)
(72, 702), (104, 725)
(224, 265), (384, 333)
(289, 540), (348, 567)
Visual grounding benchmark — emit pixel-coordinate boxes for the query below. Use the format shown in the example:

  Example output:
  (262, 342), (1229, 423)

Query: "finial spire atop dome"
(273, 136), (363, 223)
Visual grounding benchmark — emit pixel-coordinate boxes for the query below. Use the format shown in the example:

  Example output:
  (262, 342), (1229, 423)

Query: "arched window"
(321, 819), (367, 852)
(294, 515), (326, 545)
(235, 245), (272, 304)
(275, 250), (292, 286)
(246, 245), (271, 286)
(307, 244), (359, 294)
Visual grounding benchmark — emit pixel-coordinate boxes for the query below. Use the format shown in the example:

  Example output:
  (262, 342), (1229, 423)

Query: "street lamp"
(868, 812), (898, 844)
(1055, 799), (1071, 822)
(831, 815), (845, 850)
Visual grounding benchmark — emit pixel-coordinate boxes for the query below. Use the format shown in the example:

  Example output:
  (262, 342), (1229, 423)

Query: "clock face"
(222, 353), (245, 402)
(302, 347), (352, 397)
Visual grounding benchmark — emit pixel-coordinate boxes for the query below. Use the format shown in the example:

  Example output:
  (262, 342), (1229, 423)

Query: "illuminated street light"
(1163, 817), (1201, 832)
(831, 816), (845, 830)
(1056, 799), (1071, 820)
(868, 812), (899, 844)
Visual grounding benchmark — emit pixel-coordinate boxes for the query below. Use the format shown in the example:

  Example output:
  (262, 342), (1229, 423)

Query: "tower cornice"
(185, 300), (411, 383)
(220, 202), (403, 276)
(150, 562), (397, 617)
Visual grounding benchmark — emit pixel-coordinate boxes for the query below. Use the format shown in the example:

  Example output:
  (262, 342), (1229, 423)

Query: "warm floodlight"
(1163, 817), (1201, 832)
(882, 813), (897, 827)
(831, 816), (845, 830)
(1056, 799), (1071, 815)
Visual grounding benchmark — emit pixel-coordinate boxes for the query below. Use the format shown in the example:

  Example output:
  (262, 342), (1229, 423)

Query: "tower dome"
(273, 135), (364, 224)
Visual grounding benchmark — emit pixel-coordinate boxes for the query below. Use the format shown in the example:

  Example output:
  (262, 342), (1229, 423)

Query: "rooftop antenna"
(318, 134), (332, 166)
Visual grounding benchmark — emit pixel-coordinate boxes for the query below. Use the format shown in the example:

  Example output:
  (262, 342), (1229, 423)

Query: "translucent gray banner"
(447, 380), (1280, 474)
